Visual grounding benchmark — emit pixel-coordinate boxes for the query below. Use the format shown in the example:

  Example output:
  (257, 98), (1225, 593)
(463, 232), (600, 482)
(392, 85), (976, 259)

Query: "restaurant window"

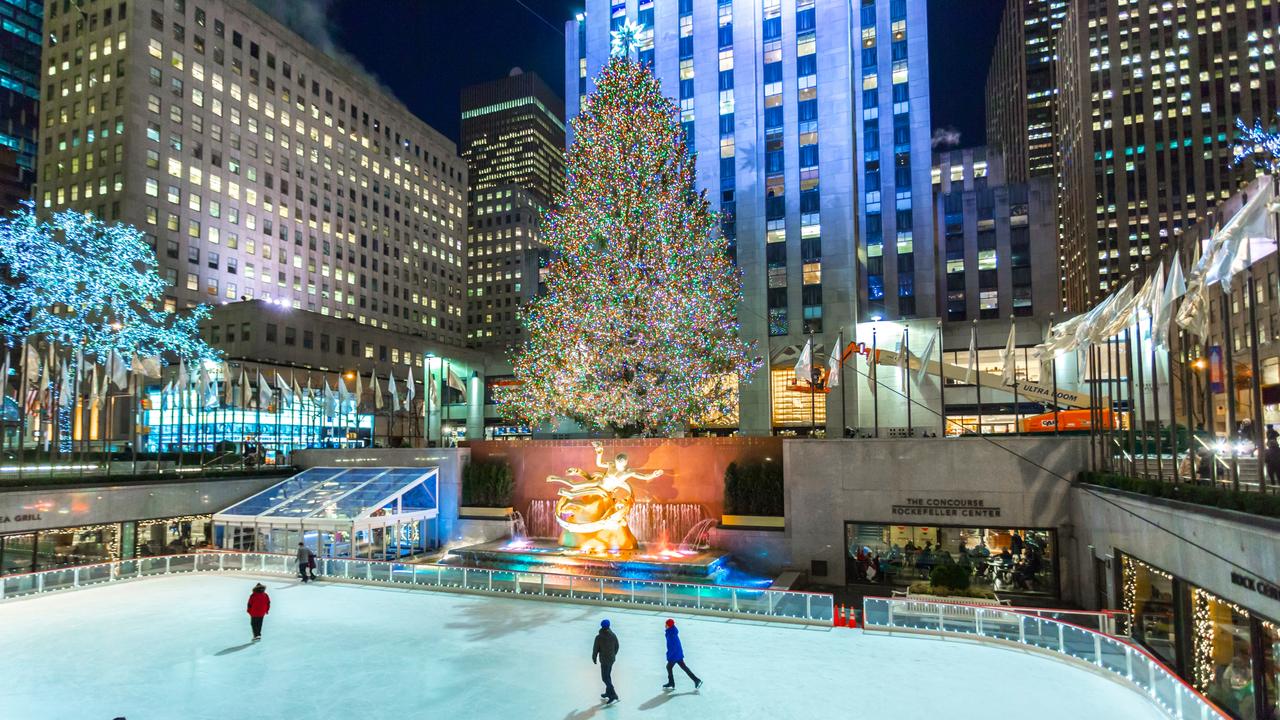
(1192, 588), (1254, 719)
(135, 517), (210, 556)
(1121, 555), (1179, 669)
(35, 524), (119, 570)
(844, 523), (1057, 597)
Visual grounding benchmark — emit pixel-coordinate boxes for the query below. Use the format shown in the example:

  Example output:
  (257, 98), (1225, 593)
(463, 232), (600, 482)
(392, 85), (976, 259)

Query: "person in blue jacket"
(662, 618), (702, 690)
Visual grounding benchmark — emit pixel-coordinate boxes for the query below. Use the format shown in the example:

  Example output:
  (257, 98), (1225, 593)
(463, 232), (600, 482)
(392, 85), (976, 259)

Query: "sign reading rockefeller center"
(890, 497), (1003, 519)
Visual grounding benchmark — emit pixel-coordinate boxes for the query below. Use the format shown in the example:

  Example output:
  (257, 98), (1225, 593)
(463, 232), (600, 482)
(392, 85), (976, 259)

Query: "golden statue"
(546, 441), (663, 554)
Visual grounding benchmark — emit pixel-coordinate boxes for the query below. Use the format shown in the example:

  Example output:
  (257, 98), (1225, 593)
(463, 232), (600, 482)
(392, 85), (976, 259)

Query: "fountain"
(447, 443), (738, 583)
(505, 511), (530, 549)
(678, 518), (719, 553)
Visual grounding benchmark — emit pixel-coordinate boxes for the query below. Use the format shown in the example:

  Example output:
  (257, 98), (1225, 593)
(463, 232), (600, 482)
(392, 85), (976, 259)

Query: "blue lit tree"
(0, 203), (218, 361)
(1232, 115), (1280, 172)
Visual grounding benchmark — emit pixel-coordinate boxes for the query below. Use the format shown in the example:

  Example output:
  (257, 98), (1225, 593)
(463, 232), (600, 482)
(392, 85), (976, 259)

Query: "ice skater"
(246, 583), (270, 641)
(661, 619), (702, 690)
(592, 619), (620, 705)
(296, 542), (314, 582)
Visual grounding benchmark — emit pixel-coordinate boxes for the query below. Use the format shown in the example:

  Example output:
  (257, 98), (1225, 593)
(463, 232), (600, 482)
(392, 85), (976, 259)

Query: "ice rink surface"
(0, 574), (1166, 720)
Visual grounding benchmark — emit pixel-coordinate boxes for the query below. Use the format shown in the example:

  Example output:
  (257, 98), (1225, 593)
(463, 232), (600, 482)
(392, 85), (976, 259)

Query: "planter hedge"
(1078, 471), (1280, 520)
(724, 460), (784, 517)
(461, 461), (515, 508)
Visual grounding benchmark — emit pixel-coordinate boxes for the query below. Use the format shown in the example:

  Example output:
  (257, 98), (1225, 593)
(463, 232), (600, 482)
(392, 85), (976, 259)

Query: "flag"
(964, 325), (977, 384)
(1000, 321), (1017, 386)
(202, 366), (219, 409)
(354, 370), (363, 411)
(372, 372), (384, 411)
(58, 359), (72, 409)
(1154, 250), (1188, 350)
(293, 376), (304, 408)
(916, 330), (937, 386)
(404, 366), (416, 405)
(794, 339), (812, 385)
(388, 372), (400, 412)
(337, 377), (351, 414)
(0, 349), (9, 399)
(447, 367), (467, 402)
(428, 373), (439, 410)
(277, 372), (294, 408)
(239, 372), (251, 409)
(134, 354), (162, 379)
(108, 349), (128, 390)
(36, 355), (50, 409)
(88, 362), (101, 410)
(866, 346), (877, 396)
(22, 342), (39, 385)
(826, 333), (842, 388)
(257, 370), (273, 410)
(323, 379), (337, 417)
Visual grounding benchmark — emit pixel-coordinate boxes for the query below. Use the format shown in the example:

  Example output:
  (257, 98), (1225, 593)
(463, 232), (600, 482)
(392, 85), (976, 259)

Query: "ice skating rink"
(0, 574), (1166, 720)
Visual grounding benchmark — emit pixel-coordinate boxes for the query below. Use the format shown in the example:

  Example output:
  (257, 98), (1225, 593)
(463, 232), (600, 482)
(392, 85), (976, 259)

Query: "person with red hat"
(662, 618), (702, 691)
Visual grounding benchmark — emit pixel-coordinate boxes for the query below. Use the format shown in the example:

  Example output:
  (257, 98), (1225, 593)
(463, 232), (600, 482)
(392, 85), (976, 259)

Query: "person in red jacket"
(247, 583), (270, 641)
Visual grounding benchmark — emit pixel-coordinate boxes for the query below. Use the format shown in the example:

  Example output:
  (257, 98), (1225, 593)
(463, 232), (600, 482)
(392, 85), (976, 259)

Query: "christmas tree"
(499, 57), (759, 436)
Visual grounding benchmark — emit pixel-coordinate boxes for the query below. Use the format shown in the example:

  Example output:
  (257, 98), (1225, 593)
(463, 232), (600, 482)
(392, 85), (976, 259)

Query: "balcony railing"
(861, 596), (1226, 720)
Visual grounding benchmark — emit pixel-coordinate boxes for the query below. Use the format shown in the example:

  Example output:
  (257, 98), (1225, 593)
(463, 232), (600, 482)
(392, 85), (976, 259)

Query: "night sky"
(262, 0), (1004, 148)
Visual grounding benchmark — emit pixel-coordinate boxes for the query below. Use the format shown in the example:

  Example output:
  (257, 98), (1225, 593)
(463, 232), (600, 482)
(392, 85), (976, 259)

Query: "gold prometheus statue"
(546, 441), (664, 554)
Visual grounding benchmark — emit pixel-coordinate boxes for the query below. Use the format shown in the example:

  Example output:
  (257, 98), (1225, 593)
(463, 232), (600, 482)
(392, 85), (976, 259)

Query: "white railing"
(0, 551), (835, 626)
(862, 596), (1226, 720)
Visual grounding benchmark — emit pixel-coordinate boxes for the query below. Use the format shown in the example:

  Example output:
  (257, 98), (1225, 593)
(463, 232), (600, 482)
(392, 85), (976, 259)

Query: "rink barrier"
(861, 596), (1227, 720)
(0, 551), (837, 626)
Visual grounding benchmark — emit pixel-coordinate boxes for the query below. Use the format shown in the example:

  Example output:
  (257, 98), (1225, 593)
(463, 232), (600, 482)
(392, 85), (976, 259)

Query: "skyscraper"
(985, 0), (1068, 184)
(1055, 0), (1277, 311)
(566, 0), (932, 435)
(461, 69), (565, 349)
(35, 0), (468, 343)
(931, 146), (1057, 321)
(0, 0), (42, 200)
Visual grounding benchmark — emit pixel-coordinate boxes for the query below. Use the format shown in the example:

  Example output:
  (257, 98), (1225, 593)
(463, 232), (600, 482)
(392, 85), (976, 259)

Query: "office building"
(566, 0), (932, 435)
(931, 147), (1057, 321)
(1055, 0), (1278, 311)
(461, 69), (565, 349)
(1, 0), (41, 194)
(35, 0), (468, 344)
(984, 0), (1067, 184)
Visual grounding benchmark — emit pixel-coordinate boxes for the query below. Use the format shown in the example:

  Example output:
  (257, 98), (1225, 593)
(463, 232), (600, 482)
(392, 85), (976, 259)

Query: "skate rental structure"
(212, 467), (440, 559)
(448, 441), (748, 584)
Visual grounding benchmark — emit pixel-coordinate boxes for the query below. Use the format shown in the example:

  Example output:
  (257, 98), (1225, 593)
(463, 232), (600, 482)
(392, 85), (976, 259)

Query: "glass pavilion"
(213, 467), (439, 560)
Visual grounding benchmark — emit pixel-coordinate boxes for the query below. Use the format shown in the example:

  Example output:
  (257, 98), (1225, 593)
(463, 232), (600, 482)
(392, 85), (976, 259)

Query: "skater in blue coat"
(662, 619), (702, 690)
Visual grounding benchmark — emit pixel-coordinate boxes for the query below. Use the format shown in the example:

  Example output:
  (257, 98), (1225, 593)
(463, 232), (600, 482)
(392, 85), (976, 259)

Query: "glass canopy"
(215, 466), (438, 528)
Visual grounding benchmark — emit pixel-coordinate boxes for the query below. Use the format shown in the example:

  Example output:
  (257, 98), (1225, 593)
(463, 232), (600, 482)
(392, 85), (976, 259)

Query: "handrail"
(861, 596), (1227, 720)
(0, 551), (836, 626)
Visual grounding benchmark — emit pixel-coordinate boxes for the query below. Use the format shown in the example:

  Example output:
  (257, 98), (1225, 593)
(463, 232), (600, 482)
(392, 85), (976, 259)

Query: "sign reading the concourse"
(890, 497), (1002, 519)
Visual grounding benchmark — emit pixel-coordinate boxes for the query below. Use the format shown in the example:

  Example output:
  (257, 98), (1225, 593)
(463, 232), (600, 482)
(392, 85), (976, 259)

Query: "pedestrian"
(246, 582), (270, 641)
(661, 619), (702, 691)
(296, 542), (313, 582)
(307, 548), (318, 580)
(592, 619), (620, 705)
(1265, 438), (1280, 486)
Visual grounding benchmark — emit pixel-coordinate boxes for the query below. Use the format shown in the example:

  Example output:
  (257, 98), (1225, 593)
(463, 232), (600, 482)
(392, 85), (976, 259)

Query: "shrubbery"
(1079, 471), (1280, 519)
(461, 461), (515, 508)
(929, 562), (972, 591)
(723, 460), (784, 516)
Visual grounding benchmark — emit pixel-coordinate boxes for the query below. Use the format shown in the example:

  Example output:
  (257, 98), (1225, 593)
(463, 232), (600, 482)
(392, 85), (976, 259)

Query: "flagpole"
(904, 328), (912, 436)
(838, 332), (847, 438)
(1171, 326), (1185, 483)
(1123, 327), (1139, 478)
(1149, 315), (1164, 483)
(871, 329), (879, 439)
(807, 331), (815, 437)
(17, 338), (28, 480)
(1247, 272), (1267, 492)
(1220, 295), (1240, 489)
(1133, 309), (1150, 479)
(936, 321), (946, 437)
(1010, 320), (1020, 436)
(131, 363), (139, 477)
(973, 321), (983, 436)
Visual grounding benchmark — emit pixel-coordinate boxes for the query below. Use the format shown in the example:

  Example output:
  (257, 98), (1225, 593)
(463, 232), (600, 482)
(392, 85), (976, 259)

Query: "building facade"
(984, 0), (1067, 184)
(931, 147), (1057, 321)
(460, 69), (565, 349)
(1, 0), (41, 196)
(1055, 0), (1278, 312)
(35, 0), (468, 344)
(566, 0), (932, 435)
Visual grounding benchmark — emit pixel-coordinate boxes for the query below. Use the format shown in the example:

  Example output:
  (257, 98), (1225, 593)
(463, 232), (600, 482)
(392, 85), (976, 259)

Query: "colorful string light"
(498, 58), (760, 436)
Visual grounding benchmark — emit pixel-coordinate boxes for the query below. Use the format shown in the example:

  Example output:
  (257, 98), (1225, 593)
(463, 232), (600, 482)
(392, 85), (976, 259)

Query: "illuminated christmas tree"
(0, 203), (217, 361)
(499, 57), (759, 436)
